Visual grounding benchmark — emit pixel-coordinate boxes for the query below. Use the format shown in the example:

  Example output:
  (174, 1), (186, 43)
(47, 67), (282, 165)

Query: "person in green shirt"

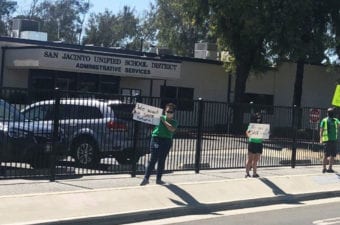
(245, 112), (263, 178)
(319, 107), (340, 173)
(140, 103), (178, 186)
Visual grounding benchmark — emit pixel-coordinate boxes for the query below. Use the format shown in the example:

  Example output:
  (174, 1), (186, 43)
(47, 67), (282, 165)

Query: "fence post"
(195, 98), (204, 173)
(50, 87), (60, 182)
(131, 94), (142, 177)
(291, 105), (297, 168)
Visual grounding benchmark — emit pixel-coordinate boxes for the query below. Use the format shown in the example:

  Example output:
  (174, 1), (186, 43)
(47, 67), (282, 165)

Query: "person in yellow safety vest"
(319, 107), (340, 173)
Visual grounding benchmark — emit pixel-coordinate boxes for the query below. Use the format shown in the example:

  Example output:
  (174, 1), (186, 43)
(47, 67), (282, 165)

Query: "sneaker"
(327, 169), (335, 173)
(140, 179), (149, 186)
(252, 174), (260, 178)
(245, 173), (251, 178)
(156, 180), (166, 185)
(322, 168), (327, 173)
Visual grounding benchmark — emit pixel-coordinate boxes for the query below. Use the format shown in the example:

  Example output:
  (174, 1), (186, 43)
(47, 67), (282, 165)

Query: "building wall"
(302, 64), (339, 108)
(168, 61), (228, 102)
(246, 62), (340, 108)
(120, 61), (228, 102)
(1, 39), (340, 109)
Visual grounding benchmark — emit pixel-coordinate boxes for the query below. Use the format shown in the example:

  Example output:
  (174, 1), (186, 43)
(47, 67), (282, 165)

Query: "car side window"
(56, 105), (102, 120)
(78, 106), (102, 119)
(0, 102), (22, 121)
(57, 105), (77, 120)
(24, 105), (52, 121)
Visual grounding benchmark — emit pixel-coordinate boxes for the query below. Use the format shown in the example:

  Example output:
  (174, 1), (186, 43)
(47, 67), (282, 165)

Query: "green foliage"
(16, 0), (90, 44)
(83, 6), (139, 48)
(269, 0), (330, 64)
(155, 0), (214, 57)
(0, 0), (17, 35)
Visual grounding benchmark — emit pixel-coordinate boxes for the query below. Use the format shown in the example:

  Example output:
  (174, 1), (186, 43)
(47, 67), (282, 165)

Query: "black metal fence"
(0, 87), (337, 180)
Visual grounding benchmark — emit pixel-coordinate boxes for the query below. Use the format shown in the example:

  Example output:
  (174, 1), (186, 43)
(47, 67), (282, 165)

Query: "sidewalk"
(0, 166), (339, 225)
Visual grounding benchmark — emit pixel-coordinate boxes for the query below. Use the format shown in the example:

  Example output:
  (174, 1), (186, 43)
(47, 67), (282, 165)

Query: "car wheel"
(115, 149), (140, 165)
(73, 137), (100, 168)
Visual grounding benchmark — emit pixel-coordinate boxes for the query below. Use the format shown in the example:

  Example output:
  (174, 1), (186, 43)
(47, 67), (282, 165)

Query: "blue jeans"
(144, 137), (172, 181)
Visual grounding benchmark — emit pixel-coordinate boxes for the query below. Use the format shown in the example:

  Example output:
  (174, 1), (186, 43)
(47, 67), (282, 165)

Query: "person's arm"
(319, 128), (323, 143)
(161, 117), (176, 133)
(319, 120), (324, 143)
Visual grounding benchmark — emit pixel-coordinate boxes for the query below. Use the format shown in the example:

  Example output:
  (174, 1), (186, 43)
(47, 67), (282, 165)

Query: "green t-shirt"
(247, 124), (263, 143)
(320, 117), (340, 141)
(152, 115), (178, 139)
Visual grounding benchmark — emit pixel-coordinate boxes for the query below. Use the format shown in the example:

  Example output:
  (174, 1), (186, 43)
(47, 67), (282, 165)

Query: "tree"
(192, 0), (277, 131)
(269, 1), (331, 110)
(155, 0), (213, 57)
(83, 6), (139, 48)
(185, 0), (336, 131)
(329, 0), (340, 61)
(126, 3), (158, 51)
(18, 0), (90, 43)
(0, 0), (17, 35)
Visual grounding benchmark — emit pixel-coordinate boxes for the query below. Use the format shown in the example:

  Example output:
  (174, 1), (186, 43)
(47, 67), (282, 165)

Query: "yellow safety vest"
(321, 117), (339, 142)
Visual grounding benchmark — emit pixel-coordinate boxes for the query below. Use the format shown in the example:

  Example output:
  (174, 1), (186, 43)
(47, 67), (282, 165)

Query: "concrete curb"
(34, 190), (340, 225)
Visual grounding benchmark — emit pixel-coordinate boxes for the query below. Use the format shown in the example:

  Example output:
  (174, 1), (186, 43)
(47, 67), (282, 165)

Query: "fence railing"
(0, 87), (336, 180)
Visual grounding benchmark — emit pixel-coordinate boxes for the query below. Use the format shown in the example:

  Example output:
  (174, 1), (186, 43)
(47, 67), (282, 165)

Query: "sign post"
(309, 108), (321, 152)
(309, 108), (321, 124)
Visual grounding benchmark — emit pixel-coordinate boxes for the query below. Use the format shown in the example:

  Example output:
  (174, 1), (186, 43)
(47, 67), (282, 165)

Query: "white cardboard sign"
(133, 103), (163, 125)
(248, 123), (270, 139)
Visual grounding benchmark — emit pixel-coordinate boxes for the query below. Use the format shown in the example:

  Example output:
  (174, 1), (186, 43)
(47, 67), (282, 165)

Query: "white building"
(0, 36), (339, 111)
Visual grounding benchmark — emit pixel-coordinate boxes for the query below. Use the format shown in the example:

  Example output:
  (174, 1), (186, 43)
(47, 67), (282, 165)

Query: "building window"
(160, 85), (194, 111)
(121, 88), (141, 96)
(121, 88), (141, 103)
(243, 93), (274, 114)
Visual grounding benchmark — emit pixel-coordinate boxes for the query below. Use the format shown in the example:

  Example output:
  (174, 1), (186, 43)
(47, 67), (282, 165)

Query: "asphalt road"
(158, 198), (340, 225)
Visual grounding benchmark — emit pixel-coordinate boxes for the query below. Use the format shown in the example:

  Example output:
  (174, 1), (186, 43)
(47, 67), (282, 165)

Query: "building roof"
(0, 36), (222, 65)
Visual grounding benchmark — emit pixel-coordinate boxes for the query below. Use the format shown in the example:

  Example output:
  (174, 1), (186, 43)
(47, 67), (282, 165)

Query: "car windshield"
(0, 100), (26, 121)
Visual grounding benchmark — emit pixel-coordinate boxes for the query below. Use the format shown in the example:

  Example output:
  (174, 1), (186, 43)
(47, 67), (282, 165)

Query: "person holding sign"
(245, 112), (263, 178)
(140, 103), (178, 186)
(319, 108), (340, 173)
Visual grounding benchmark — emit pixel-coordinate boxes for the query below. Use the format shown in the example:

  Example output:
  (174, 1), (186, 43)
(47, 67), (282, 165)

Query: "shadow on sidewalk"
(259, 177), (303, 205)
(38, 179), (340, 225)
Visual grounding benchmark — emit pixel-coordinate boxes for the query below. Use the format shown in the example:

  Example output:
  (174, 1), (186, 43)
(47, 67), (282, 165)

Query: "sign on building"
(6, 48), (182, 80)
(133, 103), (163, 125)
(248, 123), (270, 139)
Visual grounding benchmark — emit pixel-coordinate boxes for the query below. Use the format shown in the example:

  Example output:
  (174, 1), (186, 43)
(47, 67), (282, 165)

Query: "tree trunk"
(231, 61), (251, 134)
(293, 59), (305, 128)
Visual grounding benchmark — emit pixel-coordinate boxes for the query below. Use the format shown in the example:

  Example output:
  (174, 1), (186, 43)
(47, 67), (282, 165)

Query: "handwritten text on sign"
(248, 123), (270, 139)
(133, 103), (163, 125)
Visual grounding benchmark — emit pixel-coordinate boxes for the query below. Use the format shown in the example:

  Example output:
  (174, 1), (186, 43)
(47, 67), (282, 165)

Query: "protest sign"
(332, 84), (340, 106)
(248, 123), (270, 139)
(133, 103), (163, 125)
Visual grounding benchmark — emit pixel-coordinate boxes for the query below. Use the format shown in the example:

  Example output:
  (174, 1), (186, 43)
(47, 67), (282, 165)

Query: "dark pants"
(324, 141), (337, 157)
(144, 137), (172, 181)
